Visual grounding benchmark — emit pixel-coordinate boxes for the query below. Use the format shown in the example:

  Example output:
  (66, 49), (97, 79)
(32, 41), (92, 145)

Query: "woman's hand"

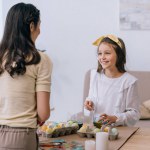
(84, 100), (94, 111)
(37, 120), (45, 126)
(99, 113), (118, 125)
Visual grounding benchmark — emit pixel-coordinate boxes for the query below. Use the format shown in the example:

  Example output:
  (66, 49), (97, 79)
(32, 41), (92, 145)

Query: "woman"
(84, 34), (140, 126)
(0, 3), (52, 149)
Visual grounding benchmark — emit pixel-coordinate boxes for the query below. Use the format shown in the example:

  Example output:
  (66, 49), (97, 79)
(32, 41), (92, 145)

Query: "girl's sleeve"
(114, 81), (140, 126)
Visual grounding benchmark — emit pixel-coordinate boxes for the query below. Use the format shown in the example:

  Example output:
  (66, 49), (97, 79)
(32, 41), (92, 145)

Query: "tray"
(41, 126), (79, 138)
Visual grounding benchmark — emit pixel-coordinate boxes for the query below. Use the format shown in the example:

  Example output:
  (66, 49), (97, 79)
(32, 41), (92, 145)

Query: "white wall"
(2, 0), (150, 122)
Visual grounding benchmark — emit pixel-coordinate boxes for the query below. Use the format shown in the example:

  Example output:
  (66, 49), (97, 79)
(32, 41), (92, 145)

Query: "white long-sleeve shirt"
(86, 69), (140, 126)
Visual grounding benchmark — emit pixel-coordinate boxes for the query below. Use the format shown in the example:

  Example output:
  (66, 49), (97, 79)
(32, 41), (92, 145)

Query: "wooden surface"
(120, 127), (150, 150)
(39, 126), (139, 150)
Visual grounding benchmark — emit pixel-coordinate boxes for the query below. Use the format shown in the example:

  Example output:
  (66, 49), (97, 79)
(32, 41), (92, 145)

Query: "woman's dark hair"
(97, 37), (126, 73)
(0, 3), (41, 77)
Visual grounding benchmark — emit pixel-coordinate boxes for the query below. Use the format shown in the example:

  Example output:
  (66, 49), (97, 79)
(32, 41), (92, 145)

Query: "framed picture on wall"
(120, 0), (150, 30)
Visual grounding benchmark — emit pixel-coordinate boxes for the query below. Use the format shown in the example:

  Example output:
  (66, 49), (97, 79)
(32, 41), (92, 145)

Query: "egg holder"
(41, 126), (79, 138)
(77, 125), (119, 140)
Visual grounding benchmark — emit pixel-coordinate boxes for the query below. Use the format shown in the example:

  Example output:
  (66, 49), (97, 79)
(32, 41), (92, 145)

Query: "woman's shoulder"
(38, 50), (52, 66)
(38, 50), (51, 60)
(26, 51), (52, 76)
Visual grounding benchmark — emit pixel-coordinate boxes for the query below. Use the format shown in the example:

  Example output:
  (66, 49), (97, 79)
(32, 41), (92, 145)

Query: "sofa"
(129, 71), (150, 127)
(83, 70), (150, 127)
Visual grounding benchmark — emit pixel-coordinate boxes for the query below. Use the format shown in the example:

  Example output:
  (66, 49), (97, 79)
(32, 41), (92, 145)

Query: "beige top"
(0, 51), (53, 128)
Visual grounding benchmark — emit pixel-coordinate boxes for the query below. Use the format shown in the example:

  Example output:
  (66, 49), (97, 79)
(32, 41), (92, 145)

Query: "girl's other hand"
(99, 113), (117, 125)
(84, 100), (94, 111)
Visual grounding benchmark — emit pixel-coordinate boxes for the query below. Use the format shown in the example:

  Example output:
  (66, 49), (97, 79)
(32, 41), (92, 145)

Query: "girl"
(84, 34), (140, 126)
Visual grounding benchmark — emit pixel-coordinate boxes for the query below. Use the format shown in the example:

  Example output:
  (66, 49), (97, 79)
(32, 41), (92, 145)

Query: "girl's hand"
(84, 100), (94, 111)
(99, 113), (117, 125)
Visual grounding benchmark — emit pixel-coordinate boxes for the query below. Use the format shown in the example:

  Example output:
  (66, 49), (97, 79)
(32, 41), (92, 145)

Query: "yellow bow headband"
(93, 34), (122, 48)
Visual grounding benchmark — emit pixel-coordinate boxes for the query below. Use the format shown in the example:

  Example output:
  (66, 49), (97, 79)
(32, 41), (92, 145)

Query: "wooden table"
(120, 127), (150, 150)
(39, 127), (150, 150)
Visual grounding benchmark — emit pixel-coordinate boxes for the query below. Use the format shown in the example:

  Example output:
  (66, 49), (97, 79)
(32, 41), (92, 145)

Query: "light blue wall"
(1, 0), (150, 122)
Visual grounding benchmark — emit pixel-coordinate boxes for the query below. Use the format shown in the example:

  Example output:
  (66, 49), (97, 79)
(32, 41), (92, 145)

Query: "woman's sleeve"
(114, 81), (140, 126)
(36, 52), (53, 92)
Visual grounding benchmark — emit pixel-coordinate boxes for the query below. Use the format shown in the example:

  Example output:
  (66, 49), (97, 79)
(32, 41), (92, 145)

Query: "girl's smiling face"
(97, 42), (118, 71)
